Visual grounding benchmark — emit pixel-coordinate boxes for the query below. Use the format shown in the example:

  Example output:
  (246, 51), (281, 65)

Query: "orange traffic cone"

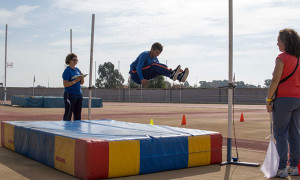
(240, 113), (244, 122)
(181, 114), (187, 125)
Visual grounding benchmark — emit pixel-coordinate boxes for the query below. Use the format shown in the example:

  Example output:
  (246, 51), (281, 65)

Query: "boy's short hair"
(151, 42), (163, 52)
(65, 53), (77, 65)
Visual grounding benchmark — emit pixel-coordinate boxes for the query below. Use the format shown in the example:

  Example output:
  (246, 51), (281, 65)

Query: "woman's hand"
(78, 73), (85, 85)
(266, 101), (273, 112)
(75, 76), (83, 81)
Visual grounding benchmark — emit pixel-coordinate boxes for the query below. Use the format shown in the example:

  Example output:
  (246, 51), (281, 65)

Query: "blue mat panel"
(139, 136), (189, 174)
(11, 96), (103, 108)
(14, 126), (55, 167)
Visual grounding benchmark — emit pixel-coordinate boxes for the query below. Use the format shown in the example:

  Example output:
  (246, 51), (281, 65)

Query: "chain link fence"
(1, 87), (268, 105)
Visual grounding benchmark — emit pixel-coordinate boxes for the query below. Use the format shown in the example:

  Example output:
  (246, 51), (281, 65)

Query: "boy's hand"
(141, 79), (148, 88)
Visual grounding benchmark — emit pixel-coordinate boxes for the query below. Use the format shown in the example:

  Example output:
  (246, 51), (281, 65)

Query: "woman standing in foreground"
(266, 28), (300, 178)
(62, 53), (85, 121)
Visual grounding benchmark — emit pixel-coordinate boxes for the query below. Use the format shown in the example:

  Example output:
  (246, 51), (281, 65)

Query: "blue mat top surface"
(5, 120), (218, 141)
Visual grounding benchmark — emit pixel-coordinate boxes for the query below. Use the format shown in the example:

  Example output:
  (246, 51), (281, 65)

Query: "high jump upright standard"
(88, 14), (95, 120)
(221, 0), (259, 167)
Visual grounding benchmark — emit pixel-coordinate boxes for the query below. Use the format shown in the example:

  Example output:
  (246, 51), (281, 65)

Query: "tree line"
(35, 62), (272, 88)
(94, 62), (272, 89)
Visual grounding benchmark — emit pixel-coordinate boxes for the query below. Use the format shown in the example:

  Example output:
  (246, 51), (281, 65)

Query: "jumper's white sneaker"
(170, 65), (181, 81)
(178, 68), (189, 83)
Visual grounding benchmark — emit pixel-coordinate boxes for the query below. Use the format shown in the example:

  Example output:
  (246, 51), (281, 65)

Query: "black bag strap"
(279, 57), (299, 84)
(273, 57), (299, 100)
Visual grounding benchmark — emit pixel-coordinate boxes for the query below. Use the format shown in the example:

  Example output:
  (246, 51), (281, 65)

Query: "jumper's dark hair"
(279, 28), (300, 57)
(151, 42), (163, 52)
(65, 53), (77, 65)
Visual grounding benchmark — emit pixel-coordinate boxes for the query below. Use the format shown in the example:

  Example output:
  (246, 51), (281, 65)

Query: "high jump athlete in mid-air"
(129, 42), (189, 88)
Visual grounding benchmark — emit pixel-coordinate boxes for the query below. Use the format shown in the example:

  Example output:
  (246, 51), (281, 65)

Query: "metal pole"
(88, 14), (95, 120)
(70, 29), (72, 53)
(118, 60), (120, 101)
(180, 83), (182, 102)
(227, 0), (233, 162)
(33, 75), (35, 96)
(140, 82), (143, 102)
(95, 61), (96, 86)
(221, 0), (259, 167)
(94, 61), (96, 97)
(4, 24), (7, 104)
(128, 76), (131, 102)
(165, 60), (168, 102)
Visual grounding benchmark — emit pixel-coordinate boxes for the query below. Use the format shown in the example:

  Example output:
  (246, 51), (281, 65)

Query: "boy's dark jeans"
(63, 92), (83, 121)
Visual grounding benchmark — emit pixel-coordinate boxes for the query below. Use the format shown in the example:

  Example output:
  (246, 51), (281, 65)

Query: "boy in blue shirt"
(129, 42), (189, 87)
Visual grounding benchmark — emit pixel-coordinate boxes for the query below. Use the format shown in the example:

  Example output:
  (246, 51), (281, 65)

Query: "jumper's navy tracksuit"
(129, 51), (171, 84)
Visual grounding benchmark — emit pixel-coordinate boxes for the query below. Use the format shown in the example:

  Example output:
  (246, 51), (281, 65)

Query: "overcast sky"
(0, 0), (300, 87)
